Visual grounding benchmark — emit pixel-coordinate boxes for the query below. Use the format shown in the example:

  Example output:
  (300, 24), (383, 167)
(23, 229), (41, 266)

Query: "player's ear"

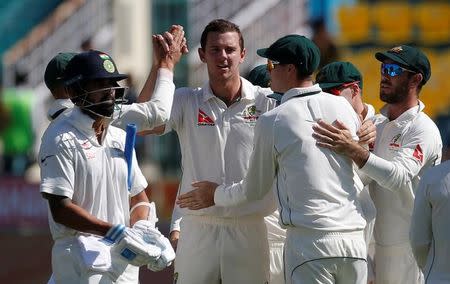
(198, 48), (206, 63)
(239, 48), (246, 64)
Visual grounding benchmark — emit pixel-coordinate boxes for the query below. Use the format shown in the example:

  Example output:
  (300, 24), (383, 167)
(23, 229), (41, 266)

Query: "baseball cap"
(257, 35), (320, 75)
(64, 50), (128, 85)
(375, 45), (431, 84)
(247, 64), (270, 88)
(44, 52), (77, 90)
(316, 61), (363, 90)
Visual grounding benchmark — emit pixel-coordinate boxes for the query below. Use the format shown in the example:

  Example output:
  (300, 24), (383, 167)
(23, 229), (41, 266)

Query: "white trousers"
(269, 240), (285, 284)
(284, 227), (367, 284)
(174, 215), (270, 284)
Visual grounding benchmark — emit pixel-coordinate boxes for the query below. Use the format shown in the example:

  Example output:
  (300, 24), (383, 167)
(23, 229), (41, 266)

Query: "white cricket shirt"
(168, 78), (277, 231)
(215, 84), (367, 232)
(360, 101), (442, 245)
(410, 160), (450, 280)
(39, 108), (148, 240)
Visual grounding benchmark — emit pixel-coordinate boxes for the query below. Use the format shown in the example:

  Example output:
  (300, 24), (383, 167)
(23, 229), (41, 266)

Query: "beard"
(380, 81), (409, 104)
(84, 100), (115, 118)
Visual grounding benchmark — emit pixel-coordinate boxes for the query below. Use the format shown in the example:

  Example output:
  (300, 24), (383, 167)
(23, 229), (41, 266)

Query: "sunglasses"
(327, 81), (360, 96)
(381, 63), (416, 77)
(267, 59), (282, 72)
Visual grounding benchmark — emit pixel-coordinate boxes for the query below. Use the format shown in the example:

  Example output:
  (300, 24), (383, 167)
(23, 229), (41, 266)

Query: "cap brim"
(318, 82), (342, 90)
(257, 48), (269, 58)
(375, 51), (410, 67)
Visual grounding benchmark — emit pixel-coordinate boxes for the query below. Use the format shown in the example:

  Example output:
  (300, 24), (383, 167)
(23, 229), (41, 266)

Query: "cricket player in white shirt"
(179, 34), (369, 284)
(139, 19), (281, 284)
(313, 45), (442, 284)
(39, 28), (185, 283)
(316, 61), (377, 283)
(410, 160), (450, 283)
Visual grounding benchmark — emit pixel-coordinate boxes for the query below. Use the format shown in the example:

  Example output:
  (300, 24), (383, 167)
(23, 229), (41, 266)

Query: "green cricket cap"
(247, 64), (270, 88)
(257, 34), (320, 75)
(375, 45), (431, 84)
(44, 52), (77, 90)
(316, 61), (363, 90)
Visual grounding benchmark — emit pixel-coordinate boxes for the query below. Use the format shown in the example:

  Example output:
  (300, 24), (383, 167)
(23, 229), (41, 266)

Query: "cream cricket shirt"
(215, 84), (366, 232)
(39, 108), (148, 240)
(168, 77), (277, 231)
(360, 101), (442, 245)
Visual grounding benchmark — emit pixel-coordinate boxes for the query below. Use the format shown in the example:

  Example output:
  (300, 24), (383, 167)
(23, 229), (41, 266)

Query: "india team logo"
(103, 60), (115, 73)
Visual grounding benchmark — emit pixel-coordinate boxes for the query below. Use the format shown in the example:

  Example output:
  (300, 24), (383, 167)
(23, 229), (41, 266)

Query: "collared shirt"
(215, 84), (366, 232)
(47, 99), (74, 121)
(39, 108), (148, 240)
(410, 160), (450, 280)
(360, 101), (442, 245)
(168, 77), (277, 231)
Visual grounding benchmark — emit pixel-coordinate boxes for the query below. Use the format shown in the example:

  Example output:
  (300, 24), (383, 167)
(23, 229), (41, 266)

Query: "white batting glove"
(104, 224), (162, 267)
(132, 220), (176, 271)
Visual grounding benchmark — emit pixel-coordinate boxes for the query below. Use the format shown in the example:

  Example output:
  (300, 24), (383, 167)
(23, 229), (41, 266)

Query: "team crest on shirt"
(242, 105), (260, 124)
(388, 133), (401, 150)
(197, 109), (215, 126)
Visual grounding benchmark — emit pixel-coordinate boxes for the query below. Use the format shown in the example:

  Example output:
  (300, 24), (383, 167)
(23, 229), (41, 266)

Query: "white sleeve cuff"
(360, 152), (393, 182)
(170, 218), (181, 232)
(157, 68), (174, 81)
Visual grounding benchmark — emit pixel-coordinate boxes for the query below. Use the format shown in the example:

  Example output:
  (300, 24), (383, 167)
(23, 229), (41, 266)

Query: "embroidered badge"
(103, 60), (115, 73)
(390, 46), (403, 53)
(242, 105), (260, 123)
(197, 109), (215, 126)
(388, 133), (401, 149)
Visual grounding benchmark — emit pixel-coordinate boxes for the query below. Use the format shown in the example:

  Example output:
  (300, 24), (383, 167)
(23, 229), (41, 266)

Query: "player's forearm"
(137, 64), (159, 103)
(129, 191), (151, 226)
(49, 198), (112, 236)
(344, 142), (370, 169)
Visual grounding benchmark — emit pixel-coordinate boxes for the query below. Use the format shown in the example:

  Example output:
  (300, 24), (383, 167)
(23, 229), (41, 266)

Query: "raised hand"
(153, 25), (187, 71)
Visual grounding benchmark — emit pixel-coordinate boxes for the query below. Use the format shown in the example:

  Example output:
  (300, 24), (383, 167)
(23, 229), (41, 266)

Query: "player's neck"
(92, 118), (108, 145)
(210, 76), (242, 107)
(387, 93), (419, 121)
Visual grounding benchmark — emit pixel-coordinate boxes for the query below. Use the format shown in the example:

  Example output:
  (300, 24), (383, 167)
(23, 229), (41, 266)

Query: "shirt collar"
(281, 84), (322, 104)
(380, 100), (424, 123)
(201, 77), (255, 103)
(47, 99), (74, 121)
(67, 107), (103, 146)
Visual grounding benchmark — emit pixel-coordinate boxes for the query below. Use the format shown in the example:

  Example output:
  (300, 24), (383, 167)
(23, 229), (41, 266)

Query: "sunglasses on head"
(267, 59), (281, 72)
(326, 81), (360, 96)
(381, 63), (416, 77)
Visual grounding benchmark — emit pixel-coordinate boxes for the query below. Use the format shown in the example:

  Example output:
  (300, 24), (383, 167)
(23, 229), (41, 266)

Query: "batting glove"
(104, 224), (162, 267)
(132, 220), (176, 271)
